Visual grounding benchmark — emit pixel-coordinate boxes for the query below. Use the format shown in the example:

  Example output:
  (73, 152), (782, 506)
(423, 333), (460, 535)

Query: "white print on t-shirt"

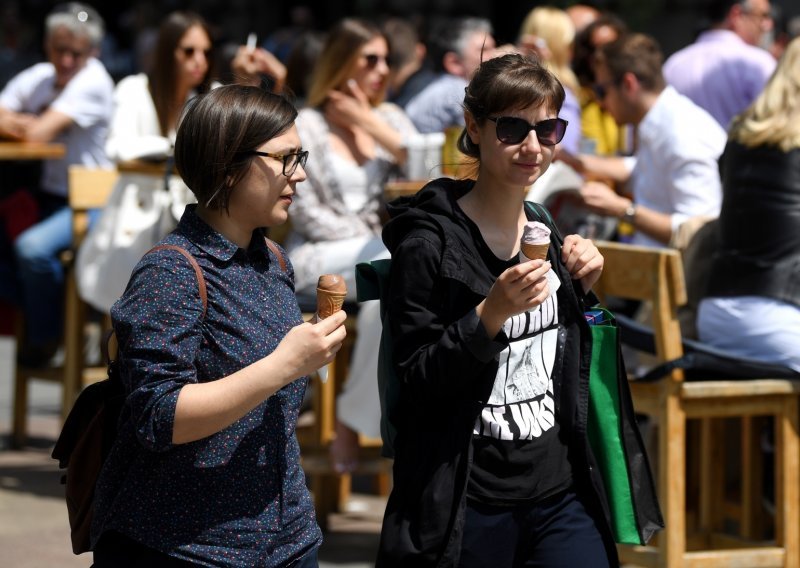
(473, 286), (561, 441)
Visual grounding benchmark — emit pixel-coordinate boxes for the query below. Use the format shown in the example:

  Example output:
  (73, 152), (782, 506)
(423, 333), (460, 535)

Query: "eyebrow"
(268, 146), (303, 154)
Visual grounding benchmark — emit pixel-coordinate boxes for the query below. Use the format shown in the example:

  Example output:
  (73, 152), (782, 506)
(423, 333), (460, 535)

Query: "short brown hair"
(597, 33), (665, 93)
(174, 85), (298, 210)
(458, 53), (565, 159)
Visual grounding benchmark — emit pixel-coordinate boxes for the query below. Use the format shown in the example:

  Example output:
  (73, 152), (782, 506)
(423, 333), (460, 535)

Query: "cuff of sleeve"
(622, 156), (636, 173)
(670, 212), (689, 234)
(460, 309), (508, 363)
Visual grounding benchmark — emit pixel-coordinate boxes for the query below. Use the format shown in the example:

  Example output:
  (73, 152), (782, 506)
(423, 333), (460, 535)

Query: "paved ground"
(0, 337), (383, 567)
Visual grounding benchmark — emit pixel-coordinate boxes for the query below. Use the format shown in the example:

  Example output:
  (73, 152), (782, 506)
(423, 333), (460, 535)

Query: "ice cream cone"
(520, 242), (550, 261)
(316, 274), (347, 319)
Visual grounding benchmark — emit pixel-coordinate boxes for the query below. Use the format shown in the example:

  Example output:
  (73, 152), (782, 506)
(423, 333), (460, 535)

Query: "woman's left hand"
(561, 234), (604, 293)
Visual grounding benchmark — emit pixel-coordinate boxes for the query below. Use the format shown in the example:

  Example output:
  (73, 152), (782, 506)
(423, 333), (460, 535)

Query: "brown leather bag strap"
(265, 238), (287, 273)
(148, 244), (208, 317)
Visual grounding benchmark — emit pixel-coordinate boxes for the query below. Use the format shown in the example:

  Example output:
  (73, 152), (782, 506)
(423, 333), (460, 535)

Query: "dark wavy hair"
(174, 85), (298, 211)
(149, 11), (214, 136)
(457, 53), (565, 160)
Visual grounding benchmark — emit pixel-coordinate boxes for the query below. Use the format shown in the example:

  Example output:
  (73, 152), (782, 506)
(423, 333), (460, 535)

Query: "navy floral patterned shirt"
(91, 205), (321, 566)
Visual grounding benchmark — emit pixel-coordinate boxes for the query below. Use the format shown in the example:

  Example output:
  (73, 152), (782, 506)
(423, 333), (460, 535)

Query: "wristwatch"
(621, 202), (637, 225)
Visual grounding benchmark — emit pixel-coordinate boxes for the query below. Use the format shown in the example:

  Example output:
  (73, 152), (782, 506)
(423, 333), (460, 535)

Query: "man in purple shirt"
(663, 0), (776, 129)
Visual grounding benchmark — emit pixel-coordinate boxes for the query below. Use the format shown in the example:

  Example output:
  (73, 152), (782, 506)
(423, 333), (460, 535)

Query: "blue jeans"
(0, 198), (70, 346)
(458, 490), (610, 568)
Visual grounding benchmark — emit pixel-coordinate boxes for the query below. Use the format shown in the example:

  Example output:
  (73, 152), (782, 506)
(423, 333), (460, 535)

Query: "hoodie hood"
(382, 177), (500, 297)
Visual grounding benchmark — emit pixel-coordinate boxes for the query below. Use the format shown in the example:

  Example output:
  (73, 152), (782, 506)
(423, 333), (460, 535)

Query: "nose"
(520, 129), (542, 152)
(289, 161), (307, 183)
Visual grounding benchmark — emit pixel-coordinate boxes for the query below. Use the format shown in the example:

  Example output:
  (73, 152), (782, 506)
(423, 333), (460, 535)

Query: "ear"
(442, 51), (464, 77)
(464, 110), (480, 145)
(620, 71), (639, 95)
(414, 42), (427, 63)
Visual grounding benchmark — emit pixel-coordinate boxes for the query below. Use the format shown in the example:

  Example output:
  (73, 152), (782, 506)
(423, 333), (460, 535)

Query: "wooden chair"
(269, 219), (391, 530)
(12, 166), (118, 447)
(594, 241), (800, 568)
(297, 313), (392, 530)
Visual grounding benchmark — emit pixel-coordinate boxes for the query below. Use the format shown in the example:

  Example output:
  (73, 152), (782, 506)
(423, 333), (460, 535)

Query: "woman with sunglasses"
(78, 11), (216, 313)
(91, 84), (346, 567)
(284, 18), (417, 473)
(377, 53), (620, 567)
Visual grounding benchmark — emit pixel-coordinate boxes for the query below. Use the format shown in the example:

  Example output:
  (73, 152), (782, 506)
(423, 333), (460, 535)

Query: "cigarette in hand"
(246, 33), (257, 53)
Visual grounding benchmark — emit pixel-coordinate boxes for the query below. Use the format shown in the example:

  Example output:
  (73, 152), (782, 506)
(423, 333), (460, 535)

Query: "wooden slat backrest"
(595, 241), (686, 365)
(67, 166), (118, 246)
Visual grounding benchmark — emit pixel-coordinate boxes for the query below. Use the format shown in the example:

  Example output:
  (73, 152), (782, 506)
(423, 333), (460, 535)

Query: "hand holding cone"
(316, 274), (347, 319)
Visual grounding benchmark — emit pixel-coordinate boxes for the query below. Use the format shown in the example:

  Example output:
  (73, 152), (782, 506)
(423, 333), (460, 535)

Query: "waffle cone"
(520, 242), (549, 261)
(316, 290), (346, 319)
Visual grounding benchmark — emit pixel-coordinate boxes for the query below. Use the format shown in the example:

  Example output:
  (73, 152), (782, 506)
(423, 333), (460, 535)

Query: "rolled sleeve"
(112, 252), (205, 451)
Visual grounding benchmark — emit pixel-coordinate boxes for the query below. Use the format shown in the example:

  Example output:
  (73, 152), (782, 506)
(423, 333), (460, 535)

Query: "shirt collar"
(177, 204), (269, 261)
(637, 85), (678, 144)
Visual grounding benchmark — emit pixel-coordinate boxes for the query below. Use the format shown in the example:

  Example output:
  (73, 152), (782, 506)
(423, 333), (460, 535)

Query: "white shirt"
(629, 86), (726, 248)
(0, 58), (113, 196)
(105, 73), (173, 161)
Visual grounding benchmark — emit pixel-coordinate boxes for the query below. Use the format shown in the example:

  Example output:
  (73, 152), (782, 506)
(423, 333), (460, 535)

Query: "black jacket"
(377, 179), (620, 567)
(706, 141), (800, 309)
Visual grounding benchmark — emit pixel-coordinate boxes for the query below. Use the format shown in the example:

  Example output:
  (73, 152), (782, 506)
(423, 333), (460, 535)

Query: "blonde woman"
(517, 6), (581, 154)
(284, 18), (418, 471)
(697, 37), (800, 372)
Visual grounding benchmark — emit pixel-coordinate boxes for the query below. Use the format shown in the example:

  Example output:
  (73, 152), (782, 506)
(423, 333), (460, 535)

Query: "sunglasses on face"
(251, 150), (309, 177)
(178, 46), (212, 58)
(592, 81), (614, 101)
(363, 53), (389, 69)
(487, 116), (568, 146)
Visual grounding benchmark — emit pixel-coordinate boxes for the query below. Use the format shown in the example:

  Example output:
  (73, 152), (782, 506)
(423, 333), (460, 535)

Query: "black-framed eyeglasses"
(487, 116), (568, 146)
(363, 53), (389, 69)
(251, 150), (309, 176)
(592, 81), (615, 101)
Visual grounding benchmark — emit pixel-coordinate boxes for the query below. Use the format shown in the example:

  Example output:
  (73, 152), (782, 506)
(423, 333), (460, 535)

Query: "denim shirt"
(92, 205), (321, 567)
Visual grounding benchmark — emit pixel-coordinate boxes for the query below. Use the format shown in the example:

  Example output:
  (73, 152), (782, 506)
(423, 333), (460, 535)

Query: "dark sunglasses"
(179, 46), (212, 58)
(363, 53), (389, 69)
(251, 150), (309, 177)
(592, 81), (614, 101)
(487, 116), (568, 146)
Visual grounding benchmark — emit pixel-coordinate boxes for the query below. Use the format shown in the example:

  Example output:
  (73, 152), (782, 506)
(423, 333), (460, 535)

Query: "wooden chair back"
(593, 241), (686, 363)
(12, 166), (118, 447)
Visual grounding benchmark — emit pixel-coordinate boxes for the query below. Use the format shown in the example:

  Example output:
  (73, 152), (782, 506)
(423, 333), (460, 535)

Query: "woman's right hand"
(274, 310), (348, 379)
(476, 259), (551, 337)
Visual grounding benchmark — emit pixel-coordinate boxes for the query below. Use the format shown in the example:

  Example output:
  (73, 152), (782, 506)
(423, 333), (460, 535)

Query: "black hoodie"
(377, 178), (621, 567)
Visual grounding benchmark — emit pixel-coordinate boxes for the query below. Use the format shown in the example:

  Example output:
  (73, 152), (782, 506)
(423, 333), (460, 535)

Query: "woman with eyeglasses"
(377, 53), (623, 566)
(77, 11), (216, 313)
(91, 84), (346, 567)
(283, 18), (418, 473)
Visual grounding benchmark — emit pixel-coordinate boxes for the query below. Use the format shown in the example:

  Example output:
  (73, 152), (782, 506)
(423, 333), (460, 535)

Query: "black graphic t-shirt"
(467, 248), (573, 506)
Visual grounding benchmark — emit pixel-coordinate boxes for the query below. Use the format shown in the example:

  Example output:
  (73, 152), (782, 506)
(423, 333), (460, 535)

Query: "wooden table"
(384, 179), (428, 201)
(116, 159), (171, 176)
(0, 141), (66, 160)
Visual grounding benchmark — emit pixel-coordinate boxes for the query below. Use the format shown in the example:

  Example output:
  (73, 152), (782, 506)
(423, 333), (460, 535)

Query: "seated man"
(0, 2), (113, 365)
(564, 33), (726, 248)
(405, 16), (495, 134)
(663, 0), (776, 130)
